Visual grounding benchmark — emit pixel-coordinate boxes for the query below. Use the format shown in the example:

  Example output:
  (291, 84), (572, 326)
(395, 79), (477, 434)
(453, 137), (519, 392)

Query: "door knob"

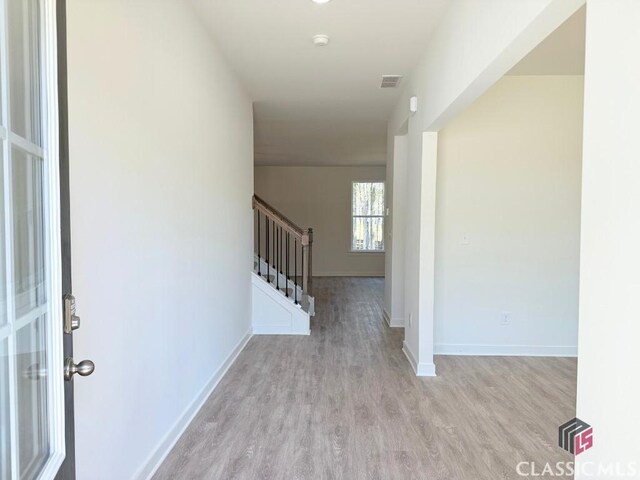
(64, 358), (95, 381)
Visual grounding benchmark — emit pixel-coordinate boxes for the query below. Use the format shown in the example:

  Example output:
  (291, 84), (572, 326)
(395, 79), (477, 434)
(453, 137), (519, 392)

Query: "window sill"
(348, 250), (385, 255)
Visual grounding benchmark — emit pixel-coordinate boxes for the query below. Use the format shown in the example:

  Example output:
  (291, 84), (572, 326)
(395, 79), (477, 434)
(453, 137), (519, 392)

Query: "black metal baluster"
(294, 238), (298, 304)
(279, 227), (283, 274)
(265, 215), (269, 280)
(257, 211), (261, 276)
(276, 226), (280, 290)
(301, 244), (305, 297)
(278, 228), (281, 276)
(285, 232), (290, 297)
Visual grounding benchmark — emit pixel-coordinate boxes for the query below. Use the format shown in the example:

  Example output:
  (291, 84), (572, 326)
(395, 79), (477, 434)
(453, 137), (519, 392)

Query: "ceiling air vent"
(380, 75), (403, 88)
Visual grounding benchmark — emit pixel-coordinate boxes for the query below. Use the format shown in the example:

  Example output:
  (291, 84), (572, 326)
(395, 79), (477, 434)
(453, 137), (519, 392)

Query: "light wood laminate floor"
(154, 277), (577, 480)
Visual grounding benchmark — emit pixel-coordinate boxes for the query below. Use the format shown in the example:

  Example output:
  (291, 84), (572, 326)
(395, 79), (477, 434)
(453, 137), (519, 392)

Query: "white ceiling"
(191, 0), (452, 166)
(508, 6), (585, 76)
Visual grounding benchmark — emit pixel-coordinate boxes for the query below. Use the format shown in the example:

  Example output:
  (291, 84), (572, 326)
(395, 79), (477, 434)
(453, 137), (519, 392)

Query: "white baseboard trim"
(135, 330), (253, 480)
(314, 272), (385, 277)
(383, 309), (404, 328)
(434, 343), (578, 357)
(402, 341), (437, 377)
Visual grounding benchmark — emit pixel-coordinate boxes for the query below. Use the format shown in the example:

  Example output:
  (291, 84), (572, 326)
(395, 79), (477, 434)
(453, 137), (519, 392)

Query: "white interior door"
(0, 0), (66, 479)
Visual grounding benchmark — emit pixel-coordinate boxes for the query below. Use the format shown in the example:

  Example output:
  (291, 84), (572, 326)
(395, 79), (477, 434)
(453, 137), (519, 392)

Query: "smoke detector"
(380, 75), (403, 88)
(313, 34), (330, 46)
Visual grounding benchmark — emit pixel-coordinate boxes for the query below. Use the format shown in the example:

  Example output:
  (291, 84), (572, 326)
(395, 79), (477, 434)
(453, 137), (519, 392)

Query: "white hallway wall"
(254, 166), (386, 277)
(387, 0), (585, 376)
(435, 75), (583, 356)
(576, 0), (640, 475)
(67, 1), (254, 479)
(384, 133), (408, 327)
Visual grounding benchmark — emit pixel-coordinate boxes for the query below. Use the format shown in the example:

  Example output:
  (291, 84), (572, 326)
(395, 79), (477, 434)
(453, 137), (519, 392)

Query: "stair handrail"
(253, 194), (304, 239)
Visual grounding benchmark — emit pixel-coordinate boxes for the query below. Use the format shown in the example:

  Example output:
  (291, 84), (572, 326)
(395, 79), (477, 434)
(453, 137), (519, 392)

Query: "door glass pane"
(1, 0), (63, 478)
(352, 217), (384, 251)
(12, 147), (46, 319)
(0, 338), (11, 480)
(15, 315), (50, 480)
(8, 0), (42, 145)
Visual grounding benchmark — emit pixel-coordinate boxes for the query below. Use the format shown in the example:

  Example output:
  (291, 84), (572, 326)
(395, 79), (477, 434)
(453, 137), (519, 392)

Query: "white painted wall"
(576, 1), (640, 475)
(435, 76), (583, 356)
(66, 1), (254, 479)
(254, 166), (386, 277)
(384, 133), (408, 327)
(387, 0), (585, 375)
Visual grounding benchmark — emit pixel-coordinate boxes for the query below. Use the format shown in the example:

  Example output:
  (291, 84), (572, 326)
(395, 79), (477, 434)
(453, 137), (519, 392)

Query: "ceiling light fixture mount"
(312, 34), (330, 47)
(311, 0), (332, 4)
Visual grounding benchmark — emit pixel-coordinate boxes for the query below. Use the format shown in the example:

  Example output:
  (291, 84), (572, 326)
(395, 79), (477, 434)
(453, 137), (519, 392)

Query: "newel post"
(303, 228), (313, 295)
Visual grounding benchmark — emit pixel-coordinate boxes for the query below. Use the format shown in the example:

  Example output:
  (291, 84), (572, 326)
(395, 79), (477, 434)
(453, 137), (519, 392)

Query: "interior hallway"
(153, 277), (577, 479)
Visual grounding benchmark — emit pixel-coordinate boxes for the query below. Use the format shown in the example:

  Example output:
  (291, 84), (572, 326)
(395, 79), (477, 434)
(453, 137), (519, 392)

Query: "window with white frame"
(351, 182), (385, 252)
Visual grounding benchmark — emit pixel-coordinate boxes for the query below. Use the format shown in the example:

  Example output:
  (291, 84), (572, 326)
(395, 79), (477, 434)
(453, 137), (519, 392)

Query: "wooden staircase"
(251, 195), (315, 334)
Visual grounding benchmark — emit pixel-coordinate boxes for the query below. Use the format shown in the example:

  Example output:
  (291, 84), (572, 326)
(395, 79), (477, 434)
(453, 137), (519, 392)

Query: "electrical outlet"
(461, 233), (470, 245)
(501, 312), (512, 326)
